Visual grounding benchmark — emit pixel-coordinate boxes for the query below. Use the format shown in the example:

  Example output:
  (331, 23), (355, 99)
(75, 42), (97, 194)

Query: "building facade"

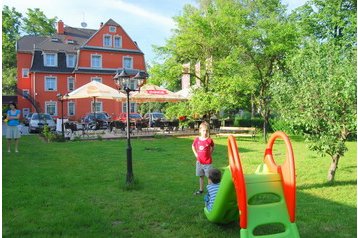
(16, 19), (146, 121)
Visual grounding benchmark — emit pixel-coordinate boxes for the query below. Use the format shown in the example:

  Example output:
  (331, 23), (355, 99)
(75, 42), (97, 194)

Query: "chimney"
(57, 20), (64, 34)
(181, 63), (190, 90)
(100, 22), (103, 28)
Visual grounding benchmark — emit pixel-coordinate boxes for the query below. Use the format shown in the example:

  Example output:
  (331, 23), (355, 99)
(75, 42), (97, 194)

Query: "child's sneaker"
(194, 190), (203, 195)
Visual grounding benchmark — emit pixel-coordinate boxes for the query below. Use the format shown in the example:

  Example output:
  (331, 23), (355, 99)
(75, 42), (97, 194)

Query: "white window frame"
(103, 34), (112, 47)
(66, 54), (76, 68)
(123, 56), (133, 69)
(43, 53), (58, 67)
(91, 101), (103, 113)
(22, 108), (30, 117)
(109, 26), (116, 33)
(91, 54), (102, 68)
(45, 76), (57, 91)
(122, 102), (137, 113)
(67, 77), (75, 91)
(22, 68), (29, 78)
(68, 101), (75, 116)
(114, 36), (122, 48)
(22, 89), (30, 98)
(45, 101), (57, 116)
(91, 77), (102, 83)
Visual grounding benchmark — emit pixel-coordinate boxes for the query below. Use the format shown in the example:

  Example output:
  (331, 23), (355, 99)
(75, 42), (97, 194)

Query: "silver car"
(28, 113), (56, 133)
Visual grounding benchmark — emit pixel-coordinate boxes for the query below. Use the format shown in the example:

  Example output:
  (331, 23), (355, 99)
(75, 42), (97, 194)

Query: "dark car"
(81, 112), (111, 129)
(143, 112), (167, 127)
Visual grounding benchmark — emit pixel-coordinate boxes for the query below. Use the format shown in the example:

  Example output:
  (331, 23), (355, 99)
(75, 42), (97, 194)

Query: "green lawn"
(2, 134), (357, 238)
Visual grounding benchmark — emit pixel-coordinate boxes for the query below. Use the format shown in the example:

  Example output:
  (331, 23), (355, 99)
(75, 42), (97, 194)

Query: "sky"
(2, 0), (308, 64)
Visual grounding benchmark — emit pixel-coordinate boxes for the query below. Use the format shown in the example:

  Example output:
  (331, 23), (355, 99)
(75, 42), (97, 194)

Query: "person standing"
(6, 103), (21, 153)
(192, 121), (215, 195)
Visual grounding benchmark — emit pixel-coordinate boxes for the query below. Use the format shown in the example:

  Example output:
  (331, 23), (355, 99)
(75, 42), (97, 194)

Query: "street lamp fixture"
(113, 69), (147, 185)
(56, 93), (65, 139)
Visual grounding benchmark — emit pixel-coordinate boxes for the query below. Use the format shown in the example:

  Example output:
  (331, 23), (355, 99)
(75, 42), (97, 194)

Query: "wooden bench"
(217, 126), (257, 139)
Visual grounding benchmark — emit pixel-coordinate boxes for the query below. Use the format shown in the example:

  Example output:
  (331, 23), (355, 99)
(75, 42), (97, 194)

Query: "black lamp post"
(56, 93), (65, 139)
(113, 69), (147, 185)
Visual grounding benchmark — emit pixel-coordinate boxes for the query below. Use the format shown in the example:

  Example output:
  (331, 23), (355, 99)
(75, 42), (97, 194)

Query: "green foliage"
(272, 40), (356, 160)
(2, 5), (22, 68)
(22, 8), (57, 36)
(2, 68), (17, 95)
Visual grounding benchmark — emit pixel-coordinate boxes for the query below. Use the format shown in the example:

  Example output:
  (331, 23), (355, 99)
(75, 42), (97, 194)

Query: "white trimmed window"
(91, 55), (102, 68)
(91, 77), (102, 83)
(68, 101), (75, 116)
(22, 108), (30, 117)
(92, 101), (103, 113)
(44, 53), (58, 67)
(66, 54), (76, 68)
(22, 68), (29, 78)
(22, 89), (30, 98)
(109, 26), (116, 33)
(67, 77), (75, 91)
(103, 35), (112, 47)
(45, 76), (57, 91)
(114, 36), (122, 48)
(45, 101), (57, 116)
(123, 56), (133, 69)
(122, 102), (137, 113)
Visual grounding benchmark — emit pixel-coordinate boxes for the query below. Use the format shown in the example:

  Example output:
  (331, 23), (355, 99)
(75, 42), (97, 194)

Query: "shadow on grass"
(297, 179), (357, 190)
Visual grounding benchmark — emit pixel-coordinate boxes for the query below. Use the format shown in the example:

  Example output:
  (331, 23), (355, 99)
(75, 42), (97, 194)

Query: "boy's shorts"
(196, 161), (212, 177)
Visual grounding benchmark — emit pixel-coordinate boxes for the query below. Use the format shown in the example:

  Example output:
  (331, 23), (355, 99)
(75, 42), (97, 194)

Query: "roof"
(17, 26), (97, 53)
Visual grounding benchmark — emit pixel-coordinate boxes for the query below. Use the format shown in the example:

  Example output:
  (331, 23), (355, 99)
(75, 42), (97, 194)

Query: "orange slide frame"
(228, 131), (297, 229)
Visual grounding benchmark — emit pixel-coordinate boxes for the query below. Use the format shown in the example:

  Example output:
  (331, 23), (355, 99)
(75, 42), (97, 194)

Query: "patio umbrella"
(130, 84), (187, 103)
(174, 85), (199, 100)
(64, 81), (125, 118)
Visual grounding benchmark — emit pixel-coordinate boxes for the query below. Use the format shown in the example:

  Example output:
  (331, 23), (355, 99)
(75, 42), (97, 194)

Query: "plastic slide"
(203, 166), (239, 224)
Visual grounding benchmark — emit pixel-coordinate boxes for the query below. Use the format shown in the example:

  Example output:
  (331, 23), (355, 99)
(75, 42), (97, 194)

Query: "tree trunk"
(327, 154), (340, 182)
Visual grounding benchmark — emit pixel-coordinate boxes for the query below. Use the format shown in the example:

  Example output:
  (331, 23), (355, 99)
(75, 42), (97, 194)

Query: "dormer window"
(66, 54), (76, 68)
(44, 53), (58, 67)
(103, 35), (112, 47)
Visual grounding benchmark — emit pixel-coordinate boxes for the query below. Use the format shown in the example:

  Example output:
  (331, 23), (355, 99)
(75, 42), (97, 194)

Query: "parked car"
(81, 112), (111, 129)
(28, 113), (56, 133)
(23, 113), (33, 126)
(143, 112), (167, 127)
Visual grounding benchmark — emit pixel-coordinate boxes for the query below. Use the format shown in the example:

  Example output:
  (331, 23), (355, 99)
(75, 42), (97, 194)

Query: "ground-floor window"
(68, 101), (75, 116)
(45, 101), (57, 116)
(122, 102), (137, 113)
(92, 101), (102, 112)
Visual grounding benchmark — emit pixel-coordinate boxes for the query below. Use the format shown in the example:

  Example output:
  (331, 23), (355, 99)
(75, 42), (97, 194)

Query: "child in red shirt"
(192, 121), (214, 195)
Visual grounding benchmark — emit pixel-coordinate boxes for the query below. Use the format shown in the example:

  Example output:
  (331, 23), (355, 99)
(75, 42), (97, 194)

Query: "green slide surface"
(204, 166), (239, 224)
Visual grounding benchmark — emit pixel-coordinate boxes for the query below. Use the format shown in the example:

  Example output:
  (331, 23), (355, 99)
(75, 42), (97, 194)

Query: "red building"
(16, 19), (147, 121)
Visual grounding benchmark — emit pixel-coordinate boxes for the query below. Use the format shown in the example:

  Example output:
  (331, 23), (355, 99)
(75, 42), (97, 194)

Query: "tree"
(2, 5), (22, 68)
(22, 8), (57, 36)
(271, 0), (356, 182)
(149, 0), (298, 138)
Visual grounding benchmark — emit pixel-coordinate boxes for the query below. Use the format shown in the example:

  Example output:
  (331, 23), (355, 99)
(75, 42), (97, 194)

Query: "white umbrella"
(64, 81), (124, 100)
(64, 81), (125, 119)
(130, 84), (187, 103)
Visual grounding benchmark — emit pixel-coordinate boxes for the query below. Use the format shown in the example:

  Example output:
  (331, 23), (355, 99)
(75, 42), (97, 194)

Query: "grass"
(2, 134), (357, 237)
